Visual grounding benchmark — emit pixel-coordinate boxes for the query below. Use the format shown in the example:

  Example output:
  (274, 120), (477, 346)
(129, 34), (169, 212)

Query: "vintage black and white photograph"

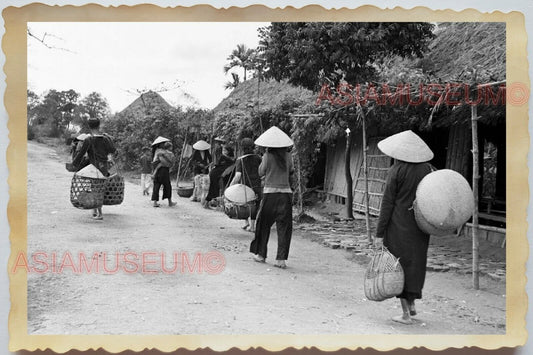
(21, 18), (510, 338)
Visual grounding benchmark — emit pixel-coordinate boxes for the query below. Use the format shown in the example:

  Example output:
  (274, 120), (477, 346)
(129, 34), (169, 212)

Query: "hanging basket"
(223, 198), (258, 220)
(70, 174), (106, 209)
(103, 175), (125, 206)
(177, 181), (194, 198)
(364, 246), (404, 302)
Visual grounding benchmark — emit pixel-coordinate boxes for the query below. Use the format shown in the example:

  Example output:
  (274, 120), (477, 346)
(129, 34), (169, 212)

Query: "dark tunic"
(376, 161), (433, 301)
(206, 154), (234, 201)
(72, 134), (116, 177)
(140, 153), (152, 174)
(190, 150), (211, 175)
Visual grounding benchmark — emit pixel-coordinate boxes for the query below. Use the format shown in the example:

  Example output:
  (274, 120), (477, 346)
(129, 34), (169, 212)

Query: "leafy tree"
(31, 89), (80, 137)
(258, 22), (434, 92)
(80, 92), (111, 119)
(223, 44), (256, 82)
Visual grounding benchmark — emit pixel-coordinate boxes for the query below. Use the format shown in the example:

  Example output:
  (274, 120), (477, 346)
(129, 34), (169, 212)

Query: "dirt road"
(25, 141), (505, 335)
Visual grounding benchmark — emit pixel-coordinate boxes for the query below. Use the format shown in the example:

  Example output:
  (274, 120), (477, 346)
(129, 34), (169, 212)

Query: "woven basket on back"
(70, 174), (106, 209)
(103, 175), (125, 206)
(364, 246), (404, 302)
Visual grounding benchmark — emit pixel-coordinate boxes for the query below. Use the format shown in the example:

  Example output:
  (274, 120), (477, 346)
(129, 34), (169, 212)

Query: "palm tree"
(223, 73), (240, 90)
(223, 44), (256, 82)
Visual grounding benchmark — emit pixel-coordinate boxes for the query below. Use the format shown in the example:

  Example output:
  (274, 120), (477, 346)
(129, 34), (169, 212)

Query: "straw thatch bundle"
(414, 169), (475, 236)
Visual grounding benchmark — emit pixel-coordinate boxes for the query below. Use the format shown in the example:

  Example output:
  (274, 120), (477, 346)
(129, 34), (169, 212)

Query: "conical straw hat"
(224, 184), (257, 203)
(377, 130), (433, 163)
(76, 164), (105, 179)
(192, 140), (211, 151)
(254, 126), (294, 148)
(152, 136), (170, 146)
(76, 133), (89, 141)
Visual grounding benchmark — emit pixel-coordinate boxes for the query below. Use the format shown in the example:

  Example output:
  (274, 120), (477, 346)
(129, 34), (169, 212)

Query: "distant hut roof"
(119, 90), (173, 117)
(213, 78), (315, 115)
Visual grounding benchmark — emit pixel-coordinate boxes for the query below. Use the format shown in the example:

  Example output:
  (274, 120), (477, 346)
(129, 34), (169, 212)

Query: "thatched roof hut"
(322, 22), (506, 239)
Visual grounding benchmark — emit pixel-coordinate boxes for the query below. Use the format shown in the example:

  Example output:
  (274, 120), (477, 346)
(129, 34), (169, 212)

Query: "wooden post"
(361, 115), (372, 242)
(295, 150), (304, 218)
(471, 101), (480, 290)
(345, 128), (355, 220)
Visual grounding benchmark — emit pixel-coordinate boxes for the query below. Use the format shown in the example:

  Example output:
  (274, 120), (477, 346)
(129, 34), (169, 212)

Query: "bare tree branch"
(27, 27), (76, 53)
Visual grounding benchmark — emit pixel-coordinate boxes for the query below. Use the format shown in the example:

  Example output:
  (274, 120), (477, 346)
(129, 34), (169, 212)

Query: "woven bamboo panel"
(70, 175), (106, 209)
(103, 175), (125, 206)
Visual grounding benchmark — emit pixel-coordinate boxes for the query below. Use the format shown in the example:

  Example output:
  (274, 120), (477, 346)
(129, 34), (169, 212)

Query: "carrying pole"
(176, 129), (188, 188)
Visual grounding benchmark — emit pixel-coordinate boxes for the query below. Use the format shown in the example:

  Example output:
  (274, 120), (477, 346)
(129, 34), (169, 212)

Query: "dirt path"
(25, 141), (505, 335)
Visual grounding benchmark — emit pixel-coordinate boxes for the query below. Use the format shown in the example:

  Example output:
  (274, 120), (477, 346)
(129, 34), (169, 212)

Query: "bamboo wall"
(324, 134), (390, 216)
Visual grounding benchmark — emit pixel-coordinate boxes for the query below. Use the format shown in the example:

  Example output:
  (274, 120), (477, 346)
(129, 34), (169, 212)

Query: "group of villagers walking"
(72, 117), (436, 323)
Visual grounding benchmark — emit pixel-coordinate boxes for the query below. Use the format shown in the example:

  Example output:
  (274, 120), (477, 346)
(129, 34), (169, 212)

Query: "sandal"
(92, 215), (103, 220)
(153, 202), (161, 207)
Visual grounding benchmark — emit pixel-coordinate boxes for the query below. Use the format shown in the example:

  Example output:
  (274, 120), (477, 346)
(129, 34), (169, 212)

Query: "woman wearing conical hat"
(151, 137), (177, 207)
(249, 126), (295, 269)
(374, 130), (435, 324)
(189, 140), (212, 203)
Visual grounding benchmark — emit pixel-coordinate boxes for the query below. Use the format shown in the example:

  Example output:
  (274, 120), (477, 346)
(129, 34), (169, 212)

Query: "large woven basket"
(70, 174), (106, 209)
(364, 246), (404, 302)
(414, 169), (474, 236)
(223, 198), (258, 220)
(103, 175), (125, 206)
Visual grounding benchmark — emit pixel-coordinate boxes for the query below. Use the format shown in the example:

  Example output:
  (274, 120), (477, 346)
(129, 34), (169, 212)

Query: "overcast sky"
(27, 22), (267, 112)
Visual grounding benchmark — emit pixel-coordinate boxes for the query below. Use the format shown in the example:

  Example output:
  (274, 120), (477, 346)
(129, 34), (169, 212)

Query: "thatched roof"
(119, 91), (173, 117)
(213, 78), (315, 115)
(420, 22), (505, 83)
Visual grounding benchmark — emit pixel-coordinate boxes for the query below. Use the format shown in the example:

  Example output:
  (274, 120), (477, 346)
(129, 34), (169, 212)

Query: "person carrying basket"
(72, 116), (116, 220)
(374, 130), (434, 324)
(249, 126), (295, 269)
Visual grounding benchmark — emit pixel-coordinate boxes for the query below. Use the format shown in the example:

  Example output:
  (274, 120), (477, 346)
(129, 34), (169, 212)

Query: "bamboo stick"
(361, 115), (372, 242)
(472, 99), (480, 290)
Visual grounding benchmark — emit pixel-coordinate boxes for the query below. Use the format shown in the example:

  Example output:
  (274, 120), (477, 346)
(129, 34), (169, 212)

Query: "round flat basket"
(103, 175), (125, 206)
(70, 174), (106, 209)
(223, 198), (258, 220)
(364, 247), (404, 302)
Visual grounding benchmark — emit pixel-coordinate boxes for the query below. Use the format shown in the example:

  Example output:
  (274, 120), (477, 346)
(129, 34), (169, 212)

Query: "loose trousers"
(152, 167), (172, 201)
(250, 193), (292, 260)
